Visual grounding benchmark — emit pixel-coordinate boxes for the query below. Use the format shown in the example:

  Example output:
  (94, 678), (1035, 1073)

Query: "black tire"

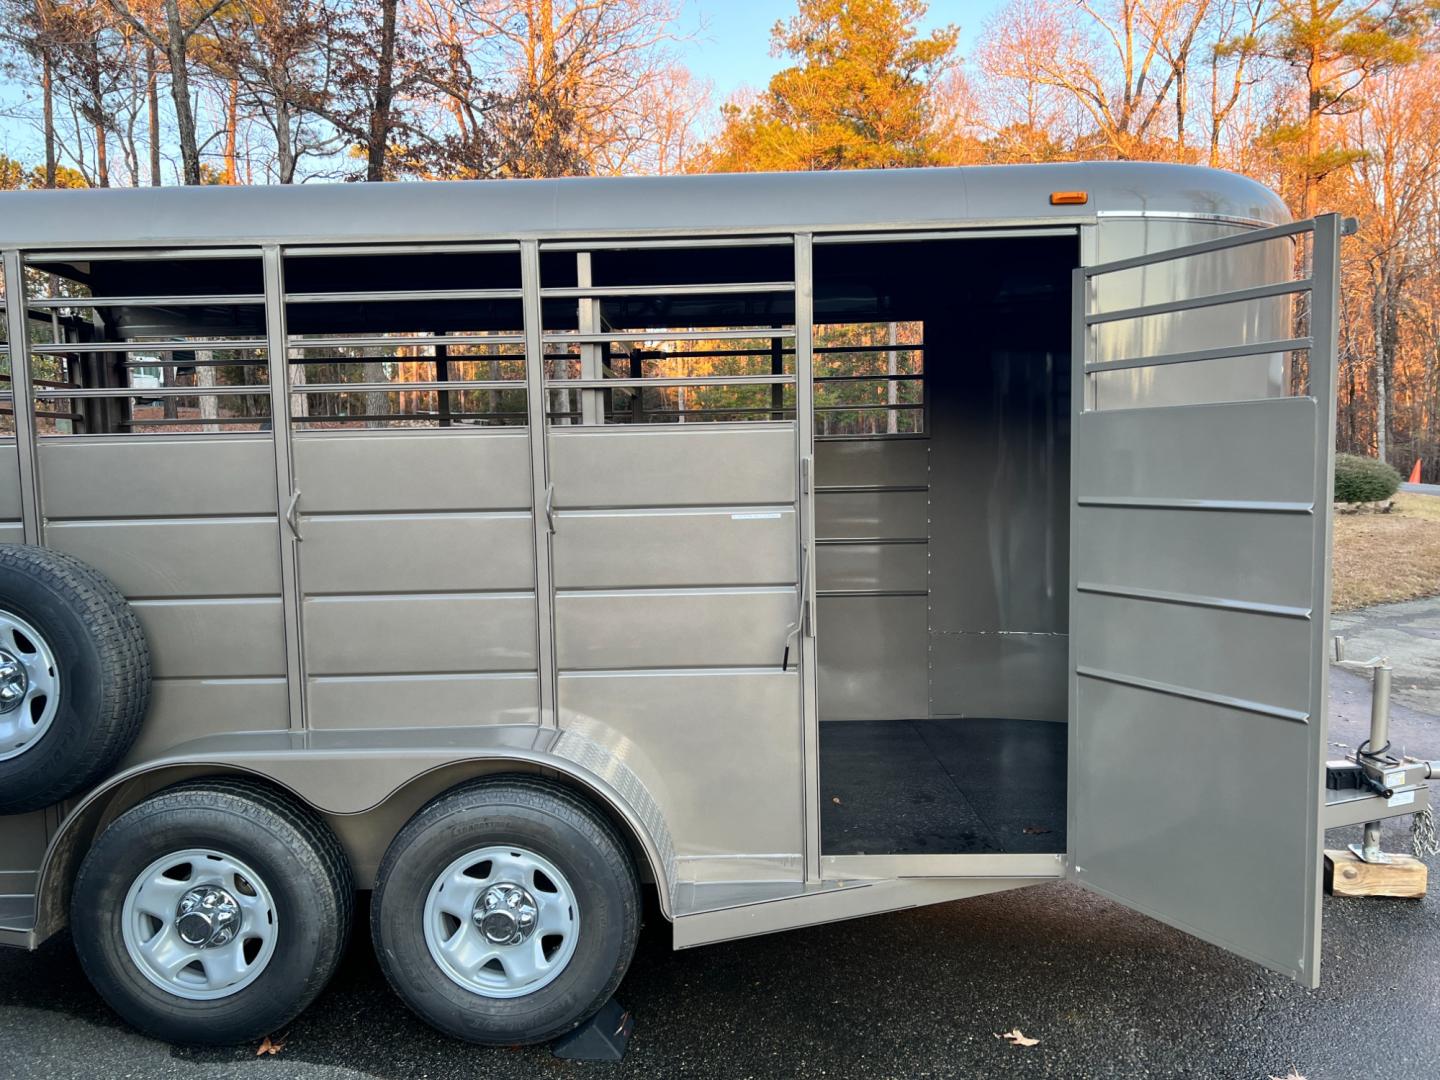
(0, 543), (150, 814)
(372, 777), (640, 1046)
(72, 778), (354, 1045)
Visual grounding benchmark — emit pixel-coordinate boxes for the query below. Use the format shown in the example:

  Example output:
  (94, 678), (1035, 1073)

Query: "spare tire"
(0, 544), (150, 814)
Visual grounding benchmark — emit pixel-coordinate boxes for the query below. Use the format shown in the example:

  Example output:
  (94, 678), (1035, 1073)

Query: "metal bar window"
(19, 249), (273, 437)
(1081, 219), (1316, 411)
(535, 239), (807, 426)
(281, 244), (530, 431)
(812, 324), (924, 437)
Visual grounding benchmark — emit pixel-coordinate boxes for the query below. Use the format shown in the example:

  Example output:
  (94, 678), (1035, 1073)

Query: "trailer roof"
(0, 162), (1289, 250)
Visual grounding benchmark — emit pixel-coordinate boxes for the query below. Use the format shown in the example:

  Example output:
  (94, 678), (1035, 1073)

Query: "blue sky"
(677, 0), (1005, 103)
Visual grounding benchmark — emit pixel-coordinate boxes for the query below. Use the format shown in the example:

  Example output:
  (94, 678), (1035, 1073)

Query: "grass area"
(1332, 493), (1440, 611)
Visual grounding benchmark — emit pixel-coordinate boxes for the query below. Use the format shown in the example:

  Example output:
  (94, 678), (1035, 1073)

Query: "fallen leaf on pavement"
(1268, 1071), (1306, 1080)
(1022, 826), (1051, 835)
(256, 1034), (287, 1056)
(995, 1028), (1039, 1047)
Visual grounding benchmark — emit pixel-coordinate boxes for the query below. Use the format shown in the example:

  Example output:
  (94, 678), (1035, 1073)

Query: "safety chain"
(1412, 803), (1440, 859)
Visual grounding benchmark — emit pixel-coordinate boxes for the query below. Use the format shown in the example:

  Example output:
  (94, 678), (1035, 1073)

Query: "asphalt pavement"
(3, 599), (1439, 1080)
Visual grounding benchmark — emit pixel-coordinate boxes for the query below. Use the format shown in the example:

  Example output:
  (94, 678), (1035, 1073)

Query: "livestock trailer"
(0, 163), (1410, 1047)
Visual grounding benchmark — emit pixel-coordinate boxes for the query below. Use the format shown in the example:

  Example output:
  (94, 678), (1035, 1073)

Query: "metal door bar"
(1084, 337), (1312, 373)
(793, 233), (820, 884)
(1, 250), (42, 543)
(24, 248), (261, 261)
(1302, 216), (1341, 982)
(541, 236), (793, 252)
(28, 294), (264, 307)
(542, 282), (793, 298)
(1087, 279), (1310, 325)
(285, 288), (523, 303)
(1080, 218), (1312, 277)
(520, 240), (558, 727)
(289, 334), (526, 349)
(285, 242), (520, 257)
(814, 227), (1081, 243)
(31, 339), (269, 354)
(543, 328), (796, 345)
(263, 246), (307, 732)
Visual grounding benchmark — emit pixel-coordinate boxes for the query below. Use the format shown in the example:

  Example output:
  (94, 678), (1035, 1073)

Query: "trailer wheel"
(0, 543), (150, 815)
(371, 778), (641, 1046)
(71, 778), (353, 1045)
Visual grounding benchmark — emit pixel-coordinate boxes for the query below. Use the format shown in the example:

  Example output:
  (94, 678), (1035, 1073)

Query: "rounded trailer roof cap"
(0, 162), (1290, 251)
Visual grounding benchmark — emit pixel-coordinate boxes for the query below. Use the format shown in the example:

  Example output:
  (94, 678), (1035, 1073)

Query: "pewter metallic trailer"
(0, 163), (1414, 1048)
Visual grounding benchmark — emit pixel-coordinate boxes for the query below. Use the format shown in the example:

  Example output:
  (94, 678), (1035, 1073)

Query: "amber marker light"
(1049, 191), (1089, 205)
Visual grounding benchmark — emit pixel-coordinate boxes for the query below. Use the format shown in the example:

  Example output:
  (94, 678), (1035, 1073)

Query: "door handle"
(783, 541), (809, 671)
(284, 489), (304, 542)
(544, 483), (556, 535)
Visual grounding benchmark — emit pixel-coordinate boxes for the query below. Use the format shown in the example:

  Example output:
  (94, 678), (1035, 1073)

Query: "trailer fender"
(30, 725), (678, 945)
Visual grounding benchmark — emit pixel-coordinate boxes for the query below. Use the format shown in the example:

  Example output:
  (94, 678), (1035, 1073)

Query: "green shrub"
(1334, 453), (1401, 503)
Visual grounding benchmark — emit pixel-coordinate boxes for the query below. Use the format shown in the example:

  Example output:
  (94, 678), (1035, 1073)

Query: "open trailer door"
(1068, 214), (1341, 986)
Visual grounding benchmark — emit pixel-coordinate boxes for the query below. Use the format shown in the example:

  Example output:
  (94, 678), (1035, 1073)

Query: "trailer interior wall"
(812, 235), (1076, 857)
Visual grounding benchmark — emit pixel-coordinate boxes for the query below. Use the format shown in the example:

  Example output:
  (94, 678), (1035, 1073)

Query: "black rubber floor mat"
(819, 718), (1066, 856)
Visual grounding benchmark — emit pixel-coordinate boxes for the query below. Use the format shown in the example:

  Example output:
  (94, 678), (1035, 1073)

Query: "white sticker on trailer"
(1388, 790), (1416, 808)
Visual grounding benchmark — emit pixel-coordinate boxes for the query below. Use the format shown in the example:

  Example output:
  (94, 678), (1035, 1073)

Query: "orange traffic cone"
(1410, 459), (1423, 484)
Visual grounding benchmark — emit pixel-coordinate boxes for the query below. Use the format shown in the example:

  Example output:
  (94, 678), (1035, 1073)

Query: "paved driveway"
(3, 839), (1438, 1080)
(3, 598), (1439, 1080)
(1332, 596), (1440, 729)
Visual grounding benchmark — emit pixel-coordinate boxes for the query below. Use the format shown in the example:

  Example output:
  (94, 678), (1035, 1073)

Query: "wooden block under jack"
(1325, 848), (1428, 898)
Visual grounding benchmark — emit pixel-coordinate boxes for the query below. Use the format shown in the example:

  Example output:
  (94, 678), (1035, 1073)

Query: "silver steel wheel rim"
(121, 849), (279, 1001)
(423, 845), (579, 1000)
(0, 609), (60, 763)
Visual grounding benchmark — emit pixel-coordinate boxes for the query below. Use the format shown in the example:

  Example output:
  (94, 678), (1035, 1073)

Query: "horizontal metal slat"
(1075, 581), (1310, 619)
(542, 281), (793, 298)
(541, 236), (792, 251)
(1076, 665), (1309, 723)
(1086, 279), (1310, 325)
(285, 287), (523, 303)
(1075, 495), (1312, 514)
(284, 242), (519, 257)
(35, 385), (267, 399)
(1084, 337), (1312, 374)
(544, 327), (795, 345)
(294, 380), (522, 394)
(25, 247), (261, 262)
(289, 333), (525, 349)
(31, 339), (268, 354)
(28, 294), (264, 308)
(546, 374), (794, 389)
(817, 589), (927, 598)
(815, 373), (923, 382)
(1083, 218), (1312, 277)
